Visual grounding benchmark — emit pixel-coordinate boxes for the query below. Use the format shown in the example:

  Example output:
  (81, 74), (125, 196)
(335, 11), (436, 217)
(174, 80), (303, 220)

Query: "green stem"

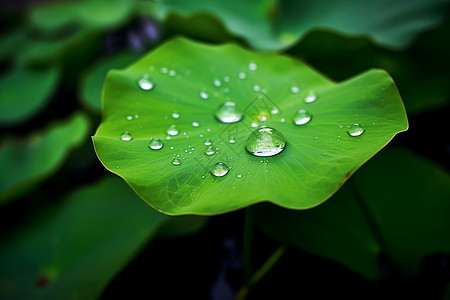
(235, 245), (287, 300)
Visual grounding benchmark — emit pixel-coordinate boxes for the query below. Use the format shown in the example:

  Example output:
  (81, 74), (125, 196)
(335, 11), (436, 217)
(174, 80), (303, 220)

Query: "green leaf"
(0, 114), (89, 204)
(31, 0), (136, 32)
(151, 0), (450, 50)
(252, 147), (450, 279)
(80, 52), (141, 111)
(0, 66), (60, 125)
(93, 37), (407, 215)
(0, 175), (168, 299)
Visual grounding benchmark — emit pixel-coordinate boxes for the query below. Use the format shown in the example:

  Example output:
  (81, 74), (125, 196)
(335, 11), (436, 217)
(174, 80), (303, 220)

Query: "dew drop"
(120, 131), (133, 141)
(210, 162), (231, 177)
(160, 67), (168, 74)
(251, 121), (259, 128)
(271, 108), (279, 115)
(245, 127), (286, 157)
(223, 76), (231, 82)
(171, 112), (180, 119)
(148, 138), (164, 150)
(137, 75), (154, 90)
(229, 137), (236, 144)
(168, 70), (176, 77)
(205, 146), (216, 156)
(238, 72), (247, 79)
(248, 62), (258, 71)
(280, 118), (285, 123)
(237, 174), (242, 178)
(192, 121), (200, 127)
(213, 79), (222, 87)
(200, 91), (209, 99)
(126, 115), (133, 121)
(171, 157), (182, 166)
(293, 109), (312, 125)
(347, 123), (365, 137)
(215, 102), (243, 124)
(304, 90), (318, 103)
(290, 86), (300, 94)
(166, 125), (179, 136)
(253, 85), (261, 92)
(204, 138), (212, 146)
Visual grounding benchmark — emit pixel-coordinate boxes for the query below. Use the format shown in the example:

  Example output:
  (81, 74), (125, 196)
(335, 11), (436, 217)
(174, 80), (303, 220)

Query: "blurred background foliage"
(0, 0), (449, 299)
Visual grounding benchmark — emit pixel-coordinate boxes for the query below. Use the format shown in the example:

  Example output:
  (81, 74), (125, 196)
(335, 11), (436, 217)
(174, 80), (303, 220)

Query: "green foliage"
(0, 114), (89, 204)
(93, 37), (407, 215)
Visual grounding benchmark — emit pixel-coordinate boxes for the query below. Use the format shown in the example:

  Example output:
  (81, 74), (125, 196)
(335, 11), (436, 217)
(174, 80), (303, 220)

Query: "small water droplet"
(229, 137), (236, 144)
(223, 87), (230, 93)
(204, 138), (212, 146)
(248, 62), (258, 71)
(347, 123), (365, 137)
(215, 102), (243, 123)
(245, 127), (286, 157)
(148, 138), (164, 150)
(213, 79), (222, 87)
(138, 75), (154, 90)
(293, 109), (312, 125)
(168, 70), (176, 77)
(253, 85), (261, 92)
(134, 114), (139, 119)
(205, 146), (216, 156)
(126, 115), (133, 121)
(223, 76), (231, 82)
(172, 157), (182, 165)
(280, 118), (285, 123)
(304, 90), (318, 103)
(120, 132), (133, 141)
(171, 112), (180, 119)
(167, 125), (179, 136)
(160, 67), (168, 74)
(271, 108), (279, 115)
(251, 121), (259, 128)
(210, 162), (231, 177)
(238, 72), (246, 79)
(237, 174), (242, 178)
(200, 91), (209, 99)
(192, 121), (200, 127)
(291, 86), (300, 94)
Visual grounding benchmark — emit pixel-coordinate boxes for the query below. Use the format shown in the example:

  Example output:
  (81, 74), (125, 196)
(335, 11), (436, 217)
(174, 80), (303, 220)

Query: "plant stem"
(234, 245), (287, 300)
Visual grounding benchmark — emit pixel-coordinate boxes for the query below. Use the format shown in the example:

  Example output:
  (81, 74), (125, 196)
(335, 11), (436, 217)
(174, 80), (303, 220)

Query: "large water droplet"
(204, 138), (212, 146)
(138, 75), (154, 90)
(248, 62), (258, 71)
(304, 90), (318, 103)
(347, 123), (365, 137)
(200, 91), (209, 99)
(171, 157), (182, 166)
(205, 146), (216, 156)
(120, 131), (133, 141)
(215, 102), (243, 123)
(167, 125), (179, 136)
(245, 127), (286, 157)
(148, 138), (164, 150)
(293, 109), (312, 125)
(211, 162), (230, 177)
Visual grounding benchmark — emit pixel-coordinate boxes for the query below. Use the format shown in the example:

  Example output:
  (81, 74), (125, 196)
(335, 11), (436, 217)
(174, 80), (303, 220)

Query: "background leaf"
(0, 175), (168, 300)
(93, 37), (408, 215)
(0, 114), (89, 204)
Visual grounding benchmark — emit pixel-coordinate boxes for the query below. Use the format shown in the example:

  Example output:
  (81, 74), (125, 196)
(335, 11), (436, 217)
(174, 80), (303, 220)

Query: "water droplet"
(251, 121), (259, 128)
(168, 70), (176, 77)
(280, 118), (285, 123)
(347, 123), (365, 137)
(257, 111), (270, 122)
(271, 108), (279, 115)
(229, 137), (236, 144)
(134, 114), (139, 119)
(126, 115), (133, 121)
(210, 162), (231, 177)
(205, 146), (216, 156)
(304, 90), (318, 103)
(138, 75), (154, 90)
(237, 174), (242, 178)
(204, 138), (212, 146)
(171, 112), (180, 119)
(238, 72), (246, 79)
(253, 85), (261, 92)
(223, 87), (230, 93)
(293, 109), (312, 125)
(248, 62), (258, 71)
(120, 132), (133, 141)
(166, 125), (179, 136)
(148, 138), (164, 150)
(200, 91), (209, 99)
(291, 86), (300, 94)
(223, 76), (231, 82)
(215, 102), (243, 123)
(245, 127), (286, 157)
(160, 67), (168, 74)
(213, 79), (222, 87)
(171, 157), (182, 165)
(192, 121), (199, 127)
